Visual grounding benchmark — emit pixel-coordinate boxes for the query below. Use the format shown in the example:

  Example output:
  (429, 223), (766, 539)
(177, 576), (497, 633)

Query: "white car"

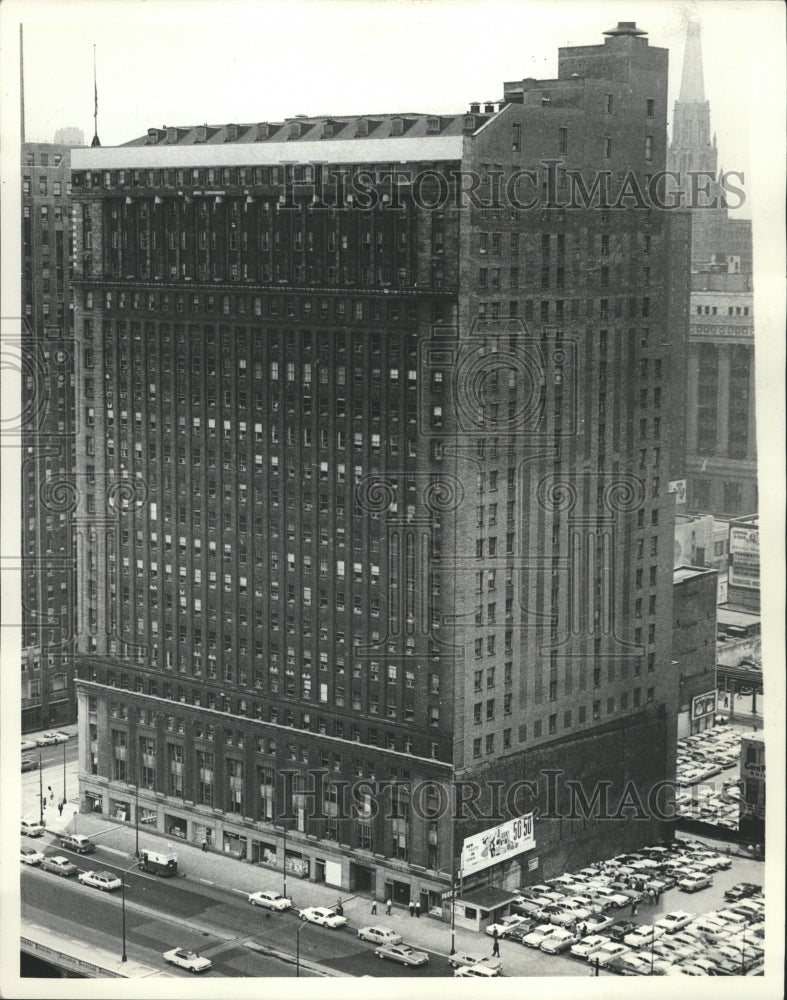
(21, 740), (37, 752)
(454, 964), (499, 977)
(448, 953), (502, 972)
(357, 926), (403, 945)
(374, 944), (429, 967)
(655, 911), (693, 934)
(623, 924), (664, 948)
(78, 870), (123, 892)
(570, 934), (611, 959)
(298, 906), (347, 928)
(20, 846), (45, 866)
(678, 872), (712, 893)
(248, 890), (292, 911)
(594, 941), (631, 966)
(541, 928), (578, 954)
(593, 887), (631, 909)
(21, 820), (45, 838)
(521, 924), (557, 948)
(485, 914), (528, 938)
(162, 947), (212, 973)
(36, 732), (68, 745)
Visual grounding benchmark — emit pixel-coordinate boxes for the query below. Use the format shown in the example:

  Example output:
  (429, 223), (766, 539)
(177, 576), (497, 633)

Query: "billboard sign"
(691, 690), (717, 721)
(460, 813), (535, 876)
(729, 525), (759, 590)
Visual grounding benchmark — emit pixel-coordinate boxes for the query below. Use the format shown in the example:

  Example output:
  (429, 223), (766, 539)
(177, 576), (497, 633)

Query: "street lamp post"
(73, 809), (78, 835)
(134, 782), (140, 858)
(120, 858), (138, 963)
(650, 925), (655, 975)
(62, 740), (67, 807)
(38, 753), (44, 825)
(296, 918), (314, 977)
(282, 822), (287, 899)
(121, 875), (128, 962)
(740, 927), (746, 974)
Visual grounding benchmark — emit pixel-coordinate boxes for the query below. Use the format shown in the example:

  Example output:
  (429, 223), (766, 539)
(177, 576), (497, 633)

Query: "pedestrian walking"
(492, 929), (500, 957)
(655, 889), (661, 905)
(201, 839), (208, 852)
(630, 901), (637, 917)
(336, 898), (344, 916)
(371, 901), (378, 915)
(647, 888), (655, 906)
(408, 900), (415, 917)
(58, 801), (63, 816)
(415, 901), (421, 918)
(48, 786), (54, 802)
(386, 899), (392, 916)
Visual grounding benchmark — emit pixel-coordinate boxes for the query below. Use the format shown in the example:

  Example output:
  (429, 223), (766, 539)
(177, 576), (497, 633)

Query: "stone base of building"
(78, 775), (449, 913)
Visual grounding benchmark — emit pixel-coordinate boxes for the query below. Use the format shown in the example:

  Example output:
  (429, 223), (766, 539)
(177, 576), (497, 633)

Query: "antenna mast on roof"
(91, 44), (101, 147)
(20, 24), (25, 143)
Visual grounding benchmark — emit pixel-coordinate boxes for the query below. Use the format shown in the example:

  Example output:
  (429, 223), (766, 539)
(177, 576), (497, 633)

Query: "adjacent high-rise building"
(21, 140), (78, 732)
(669, 21), (757, 517)
(71, 23), (685, 905)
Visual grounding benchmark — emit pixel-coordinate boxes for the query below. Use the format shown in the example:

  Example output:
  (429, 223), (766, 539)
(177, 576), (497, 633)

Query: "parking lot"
(675, 723), (750, 831)
(494, 835), (764, 976)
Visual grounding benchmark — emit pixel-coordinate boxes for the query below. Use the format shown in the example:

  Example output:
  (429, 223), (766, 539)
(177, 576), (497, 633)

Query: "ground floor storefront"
(78, 776), (450, 909)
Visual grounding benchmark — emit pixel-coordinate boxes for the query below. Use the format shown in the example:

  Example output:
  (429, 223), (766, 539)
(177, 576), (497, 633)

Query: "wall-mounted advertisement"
(460, 813), (535, 876)
(691, 690), (717, 721)
(728, 525), (759, 590)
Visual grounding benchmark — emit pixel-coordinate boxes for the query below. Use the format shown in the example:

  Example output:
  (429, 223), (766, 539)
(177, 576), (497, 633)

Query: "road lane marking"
(199, 878), (215, 885)
(99, 846), (128, 857)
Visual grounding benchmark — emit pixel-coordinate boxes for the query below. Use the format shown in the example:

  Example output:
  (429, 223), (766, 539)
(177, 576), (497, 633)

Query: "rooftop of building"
(674, 564), (718, 584)
(716, 605), (761, 627)
(121, 111), (488, 148)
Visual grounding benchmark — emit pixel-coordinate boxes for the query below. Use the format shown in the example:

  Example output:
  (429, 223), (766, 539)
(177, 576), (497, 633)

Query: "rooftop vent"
(484, 103), (495, 114)
(469, 102), (481, 114)
(226, 124), (239, 141)
(603, 21), (647, 37)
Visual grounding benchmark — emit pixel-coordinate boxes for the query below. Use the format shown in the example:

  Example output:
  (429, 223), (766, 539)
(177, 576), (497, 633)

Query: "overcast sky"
(6, 0), (772, 200)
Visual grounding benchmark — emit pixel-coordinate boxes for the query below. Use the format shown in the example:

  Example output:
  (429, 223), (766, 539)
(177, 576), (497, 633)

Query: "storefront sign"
(460, 813), (535, 876)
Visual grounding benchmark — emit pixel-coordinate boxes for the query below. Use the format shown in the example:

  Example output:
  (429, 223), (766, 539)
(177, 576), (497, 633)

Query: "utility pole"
(63, 740), (67, 806)
(283, 820), (287, 899)
(134, 781), (140, 857)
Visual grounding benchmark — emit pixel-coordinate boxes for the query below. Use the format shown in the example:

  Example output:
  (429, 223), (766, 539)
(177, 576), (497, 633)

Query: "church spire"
(679, 20), (705, 103)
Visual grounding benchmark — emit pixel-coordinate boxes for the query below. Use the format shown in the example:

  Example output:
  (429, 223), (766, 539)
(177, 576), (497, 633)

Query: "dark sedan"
(606, 921), (637, 942)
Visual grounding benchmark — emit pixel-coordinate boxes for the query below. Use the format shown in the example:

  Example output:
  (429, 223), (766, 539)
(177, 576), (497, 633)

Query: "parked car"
(162, 947), (212, 973)
(40, 855), (78, 877)
(677, 872), (711, 893)
(21, 740), (37, 752)
(485, 914), (529, 938)
(594, 941), (631, 967)
(504, 922), (538, 944)
(453, 964), (499, 977)
(521, 924), (557, 949)
(374, 944), (429, 967)
(592, 887), (630, 909)
(357, 926), (403, 946)
(607, 921), (636, 942)
(248, 890), (292, 911)
(298, 906), (347, 929)
(655, 911), (693, 934)
(570, 934), (611, 959)
(541, 928), (578, 954)
(623, 925), (664, 949)
(21, 757), (39, 773)
(583, 914), (615, 935)
(448, 953), (502, 972)
(78, 870), (123, 891)
(20, 846), (45, 866)
(20, 820), (44, 838)
(723, 882), (761, 902)
(59, 834), (96, 855)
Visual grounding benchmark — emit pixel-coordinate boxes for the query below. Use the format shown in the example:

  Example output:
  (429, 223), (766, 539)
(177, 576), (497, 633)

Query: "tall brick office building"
(21, 141), (78, 732)
(71, 23), (686, 908)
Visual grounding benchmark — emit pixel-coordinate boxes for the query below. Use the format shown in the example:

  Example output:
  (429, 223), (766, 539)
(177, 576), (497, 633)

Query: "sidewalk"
(33, 807), (589, 977)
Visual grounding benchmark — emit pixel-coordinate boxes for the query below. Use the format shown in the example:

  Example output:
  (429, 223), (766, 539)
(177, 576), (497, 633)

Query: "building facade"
(672, 566), (717, 737)
(71, 22), (683, 903)
(669, 21), (757, 517)
(738, 733), (764, 844)
(21, 141), (78, 732)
